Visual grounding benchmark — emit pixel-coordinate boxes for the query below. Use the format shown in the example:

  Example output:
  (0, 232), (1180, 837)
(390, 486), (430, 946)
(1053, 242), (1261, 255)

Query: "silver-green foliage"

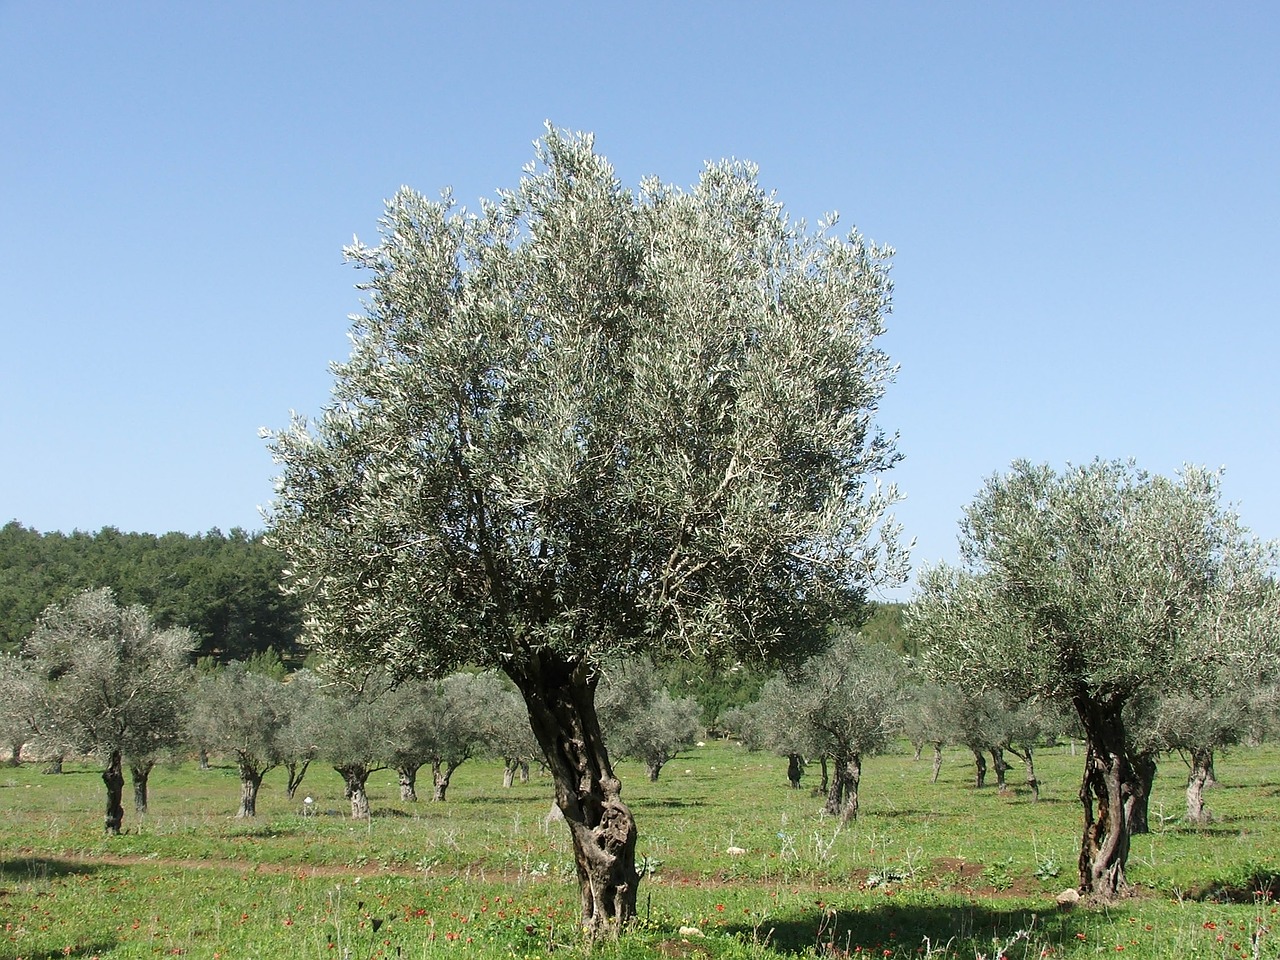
(263, 125), (906, 681)
(912, 459), (1279, 700)
(598, 658), (701, 779)
(23, 587), (195, 761)
(769, 632), (907, 763)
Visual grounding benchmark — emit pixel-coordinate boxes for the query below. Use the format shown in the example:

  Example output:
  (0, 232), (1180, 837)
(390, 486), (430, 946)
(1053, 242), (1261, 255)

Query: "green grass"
(2, 740), (1280, 958)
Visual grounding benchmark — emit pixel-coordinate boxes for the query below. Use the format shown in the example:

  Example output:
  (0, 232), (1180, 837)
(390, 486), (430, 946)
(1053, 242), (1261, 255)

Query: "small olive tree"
(188, 661), (295, 816)
(911, 459), (1279, 900)
(21, 588), (194, 833)
(312, 680), (390, 819)
(767, 633), (906, 821)
(482, 680), (541, 787)
(384, 672), (495, 802)
(599, 658), (701, 782)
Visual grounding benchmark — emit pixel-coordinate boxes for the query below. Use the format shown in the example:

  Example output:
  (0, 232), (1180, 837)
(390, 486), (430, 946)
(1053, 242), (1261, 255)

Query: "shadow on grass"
(456, 793), (549, 806)
(724, 900), (1082, 955)
(0, 856), (107, 880)
(1190, 870), (1280, 903)
(18, 943), (117, 960)
(636, 798), (708, 810)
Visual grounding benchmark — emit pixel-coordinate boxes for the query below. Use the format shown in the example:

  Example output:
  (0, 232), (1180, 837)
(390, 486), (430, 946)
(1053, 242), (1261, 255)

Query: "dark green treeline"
(0, 521), (302, 661)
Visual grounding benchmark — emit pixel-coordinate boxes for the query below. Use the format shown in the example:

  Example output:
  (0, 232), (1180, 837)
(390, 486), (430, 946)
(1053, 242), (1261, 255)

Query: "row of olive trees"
(722, 613), (1279, 833)
(0, 587), (707, 833)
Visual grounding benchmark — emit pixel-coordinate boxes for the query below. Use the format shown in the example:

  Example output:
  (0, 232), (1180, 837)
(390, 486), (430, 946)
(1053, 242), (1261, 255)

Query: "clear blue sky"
(3, 2), (1277, 600)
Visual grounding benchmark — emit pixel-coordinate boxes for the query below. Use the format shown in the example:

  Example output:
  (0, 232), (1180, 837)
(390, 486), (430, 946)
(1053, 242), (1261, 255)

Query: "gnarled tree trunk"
(1186, 746), (1214, 824)
(397, 764), (420, 802)
(1127, 749), (1157, 834)
(970, 745), (988, 788)
(103, 748), (125, 834)
(335, 764), (372, 819)
(990, 748), (1008, 791)
(506, 653), (639, 936)
(1008, 744), (1039, 801)
(284, 758), (311, 799)
(930, 742), (943, 784)
(823, 751), (862, 821)
(1075, 692), (1131, 900)
(130, 758), (155, 815)
(843, 754), (863, 822)
(431, 758), (464, 801)
(236, 757), (269, 817)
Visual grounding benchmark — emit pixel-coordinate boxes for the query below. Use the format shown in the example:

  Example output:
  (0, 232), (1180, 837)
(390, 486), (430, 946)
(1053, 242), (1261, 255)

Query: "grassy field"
(2, 738), (1279, 959)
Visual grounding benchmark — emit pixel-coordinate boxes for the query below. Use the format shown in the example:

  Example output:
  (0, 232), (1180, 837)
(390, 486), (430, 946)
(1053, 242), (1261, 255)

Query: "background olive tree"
(910, 459), (1279, 900)
(764, 633), (906, 821)
(20, 588), (194, 833)
(264, 127), (905, 931)
(598, 657), (702, 782)
(187, 660), (296, 817)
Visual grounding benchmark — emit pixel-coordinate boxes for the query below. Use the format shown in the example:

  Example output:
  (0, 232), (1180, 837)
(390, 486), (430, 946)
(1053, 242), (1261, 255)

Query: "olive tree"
(264, 127), (905, 931)
(312, 680), (390, 820)
(0, 653), (42, 765)
(277, 668), (324, 799)
(1146, 681), (1273, 824)
(21, 588), (194, 833)
(598, 658), (702, 782)
(187, 661), (295, 816)
(910, 459), (1279, 900)
(385, 671), (495, 802)
(766, 633), (906, 821)
(482, 679), (541, 787)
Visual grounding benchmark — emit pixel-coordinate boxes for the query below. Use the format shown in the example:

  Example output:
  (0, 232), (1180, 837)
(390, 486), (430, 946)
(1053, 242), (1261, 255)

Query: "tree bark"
(843, 754), (863, 822)
(43, 755), (64, 775)
(397, 764), (420, 802)
(1074, 692), (1132, 900)
(930, 743), (943, 784)
(824, 751), (862, 820)
(335, 765), (372, 819)
(503, 759), (517, 788)
(236, 758), (267, 817)
(431, 759), (452, 801)
(818, 756), (830, 795)
(1008, 745), (1039, 801)
(1186, 746), (1214, 824)
(1127, 749), (1157, 835)
(130, 758), (155, 815)
(970, 746), (987, 788)
(990, 748), (1008, 791)
(506, 653), (639, 936)
(284, 758), (311, 799)
(644, 760), (663, 782)
(8, 739), (22, 766)
(103, 749), (125, 835)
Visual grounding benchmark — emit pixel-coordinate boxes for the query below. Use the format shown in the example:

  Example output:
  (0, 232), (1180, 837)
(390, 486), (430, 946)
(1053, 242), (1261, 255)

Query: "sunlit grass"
(3, 739), (1279, 958)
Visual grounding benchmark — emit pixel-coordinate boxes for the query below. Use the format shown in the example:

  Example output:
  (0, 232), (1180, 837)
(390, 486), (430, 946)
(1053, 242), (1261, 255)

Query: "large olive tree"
(264, 127), (906, 932)
(910, 459), (1278, 900)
